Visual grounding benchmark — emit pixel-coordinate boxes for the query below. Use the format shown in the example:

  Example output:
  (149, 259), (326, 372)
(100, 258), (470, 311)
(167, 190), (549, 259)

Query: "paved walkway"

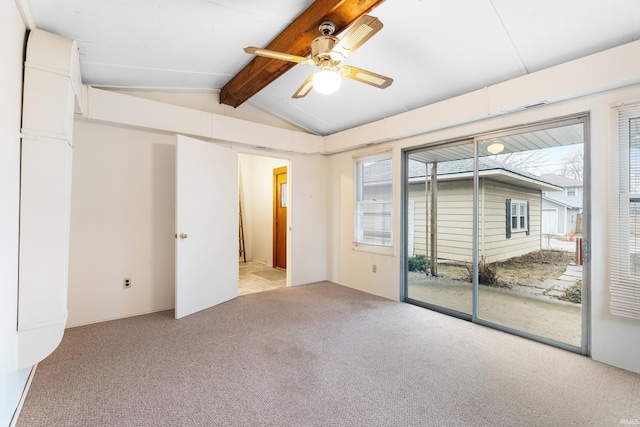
(511, 263), (582, 301)
(545, 264), (582, 298)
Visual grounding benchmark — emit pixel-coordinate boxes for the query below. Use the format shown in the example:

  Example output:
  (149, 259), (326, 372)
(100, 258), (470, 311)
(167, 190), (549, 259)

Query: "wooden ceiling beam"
(219, 0), (386, 108)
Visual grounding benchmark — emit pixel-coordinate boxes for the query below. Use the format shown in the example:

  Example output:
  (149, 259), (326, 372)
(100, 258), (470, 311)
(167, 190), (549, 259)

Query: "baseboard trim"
(66, 306), (175, 329)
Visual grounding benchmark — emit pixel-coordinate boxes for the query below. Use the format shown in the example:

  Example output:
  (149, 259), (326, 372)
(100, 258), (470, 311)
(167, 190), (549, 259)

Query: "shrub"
(559, 280), (582, 304)
(408, 254), (429, 272)
(465, 257), (505, 287)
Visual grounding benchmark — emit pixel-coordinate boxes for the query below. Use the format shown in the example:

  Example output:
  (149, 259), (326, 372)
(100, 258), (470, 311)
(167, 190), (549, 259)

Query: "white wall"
(68, 119), (176, 327)
(327, 84), (640, 374)
(326, 145), (401, 301)
(239, 154), (288, 265)
(0, 2), (31, 425)
(68, 96), (328, 326)
(108, 90), (308, 133)
(289, 154), (329, 286)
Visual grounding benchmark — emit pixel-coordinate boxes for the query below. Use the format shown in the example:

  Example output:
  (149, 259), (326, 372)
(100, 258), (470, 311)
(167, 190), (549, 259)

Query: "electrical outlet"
(123, 277), (132, 288)
(372, 264), (377, 273)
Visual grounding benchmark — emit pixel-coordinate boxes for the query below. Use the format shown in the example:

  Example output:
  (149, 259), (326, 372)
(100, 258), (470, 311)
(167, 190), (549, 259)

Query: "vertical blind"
(609, 103), (640, 319)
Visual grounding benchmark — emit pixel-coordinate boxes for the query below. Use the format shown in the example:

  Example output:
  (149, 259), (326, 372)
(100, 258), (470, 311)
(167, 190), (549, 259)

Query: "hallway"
(238, 261), (286, 296)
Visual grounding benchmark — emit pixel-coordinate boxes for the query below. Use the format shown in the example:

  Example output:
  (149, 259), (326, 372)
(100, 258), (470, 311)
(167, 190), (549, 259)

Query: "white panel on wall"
(25, 29), (76, 74)
(18, 137), (71, 368)
(86, 87), (212, 138)
(18, 138), (71, 327)
(18, 29), (78, 369)
(21, 67), (75, 139)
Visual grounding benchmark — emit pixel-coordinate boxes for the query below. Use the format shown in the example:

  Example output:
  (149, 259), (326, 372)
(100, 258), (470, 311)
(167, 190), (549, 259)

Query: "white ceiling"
(26, 0), (640, 136)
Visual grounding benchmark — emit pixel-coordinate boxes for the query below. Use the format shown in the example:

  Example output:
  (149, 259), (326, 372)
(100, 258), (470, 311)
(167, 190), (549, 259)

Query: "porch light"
(312, 68), (341, 95)
(487, 142), (504, 155)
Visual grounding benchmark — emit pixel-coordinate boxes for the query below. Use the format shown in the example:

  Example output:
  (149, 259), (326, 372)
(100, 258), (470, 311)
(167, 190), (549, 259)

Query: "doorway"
(238, 154), (288, 295)
(273, 166), (287, 270)
(403, 115), (589, 353)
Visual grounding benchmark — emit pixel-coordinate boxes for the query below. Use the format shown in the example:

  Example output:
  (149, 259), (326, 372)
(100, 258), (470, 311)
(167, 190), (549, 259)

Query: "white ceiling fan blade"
(244, 47), (312, 64)
(331, 15), (383, 60)
(292, 75), (314, 98)
(340, 65), (393, 89)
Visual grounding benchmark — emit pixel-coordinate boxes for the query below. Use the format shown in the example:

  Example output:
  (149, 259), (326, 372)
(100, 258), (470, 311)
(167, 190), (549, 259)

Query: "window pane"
(406, 142), (475, 316)
(281, 183), (287, 207)
(355, 154), (392, 246)
(476, 121), (584, 346)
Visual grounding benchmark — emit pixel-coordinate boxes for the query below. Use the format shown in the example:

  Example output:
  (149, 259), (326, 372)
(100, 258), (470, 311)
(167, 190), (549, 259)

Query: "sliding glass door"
(403, 116), (588, 352)
(405, 140), (475, 316)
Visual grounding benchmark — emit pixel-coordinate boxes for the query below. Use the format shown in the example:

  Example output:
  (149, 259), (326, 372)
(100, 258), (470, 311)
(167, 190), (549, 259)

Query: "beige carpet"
(17, 282), (640, 426)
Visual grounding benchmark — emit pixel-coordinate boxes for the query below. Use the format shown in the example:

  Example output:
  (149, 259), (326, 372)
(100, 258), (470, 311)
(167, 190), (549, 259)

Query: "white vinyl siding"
(481, 181), (540, 263)
(408, 178), (541, 263)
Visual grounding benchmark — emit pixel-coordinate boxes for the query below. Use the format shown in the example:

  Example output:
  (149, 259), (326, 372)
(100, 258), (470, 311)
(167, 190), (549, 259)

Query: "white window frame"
(510, 199), (529, 233)
(609, 102), (640, 319)
(354, 152), (393, 251)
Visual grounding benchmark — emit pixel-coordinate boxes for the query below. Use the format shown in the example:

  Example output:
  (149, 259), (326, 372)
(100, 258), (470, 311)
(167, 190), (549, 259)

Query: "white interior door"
(175, 135), (238, 319)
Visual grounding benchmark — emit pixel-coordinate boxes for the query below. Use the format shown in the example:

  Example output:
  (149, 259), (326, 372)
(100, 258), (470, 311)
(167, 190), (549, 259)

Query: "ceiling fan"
(244, 15), (393, 98)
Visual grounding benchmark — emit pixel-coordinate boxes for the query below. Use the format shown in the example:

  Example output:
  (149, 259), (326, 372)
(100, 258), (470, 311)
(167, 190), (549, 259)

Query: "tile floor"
(238, 260), (287, 296)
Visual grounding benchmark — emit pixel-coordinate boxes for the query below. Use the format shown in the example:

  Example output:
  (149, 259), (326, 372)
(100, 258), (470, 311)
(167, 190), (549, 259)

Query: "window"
(609, 104), (640, 319)
(506, 199), (529, 237)
(567, 187), (576, 196)
(354, 152), (392, 248)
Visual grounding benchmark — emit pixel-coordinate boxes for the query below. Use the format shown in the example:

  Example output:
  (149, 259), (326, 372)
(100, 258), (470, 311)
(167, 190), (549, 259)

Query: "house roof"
(542, 196), (581, 210)
(407, 158), (562, 191)
(539, 174), (583, 187)
(540, 174), (584, 208)
(364, 157), (562, 192)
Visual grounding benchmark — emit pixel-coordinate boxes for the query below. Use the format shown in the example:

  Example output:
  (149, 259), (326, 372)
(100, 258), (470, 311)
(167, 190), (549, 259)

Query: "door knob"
(179, 233), (188, 239)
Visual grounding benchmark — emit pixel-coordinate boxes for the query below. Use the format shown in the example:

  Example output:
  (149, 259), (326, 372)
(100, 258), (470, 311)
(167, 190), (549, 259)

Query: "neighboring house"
(540, 174), (583, 236)
(406, 158), (561, 263)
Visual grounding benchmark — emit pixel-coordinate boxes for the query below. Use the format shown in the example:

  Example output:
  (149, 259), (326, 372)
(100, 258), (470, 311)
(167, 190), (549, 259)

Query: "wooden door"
(273, 166), (287, 269)
(175, 135), (238, 319)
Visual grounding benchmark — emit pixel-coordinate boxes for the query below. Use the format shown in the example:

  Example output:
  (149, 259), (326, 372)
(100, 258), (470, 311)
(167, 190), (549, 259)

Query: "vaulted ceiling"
(26, 0), (640, 136)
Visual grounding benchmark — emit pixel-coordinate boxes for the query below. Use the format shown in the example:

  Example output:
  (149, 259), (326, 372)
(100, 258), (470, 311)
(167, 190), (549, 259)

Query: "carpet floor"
(17, 282), (640, 426)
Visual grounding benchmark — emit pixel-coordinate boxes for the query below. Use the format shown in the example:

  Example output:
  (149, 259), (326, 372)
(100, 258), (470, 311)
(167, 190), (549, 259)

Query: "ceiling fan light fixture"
(312, 68), (341, 95)
(244, 15), (392, 99)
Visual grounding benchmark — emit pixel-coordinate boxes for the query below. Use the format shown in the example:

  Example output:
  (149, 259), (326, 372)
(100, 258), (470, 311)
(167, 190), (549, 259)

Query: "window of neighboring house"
(506, 198), (529, 238)
(567, 187), (576, 196)
(609, 104), (640, 319)
(354, 152), (392, 249)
